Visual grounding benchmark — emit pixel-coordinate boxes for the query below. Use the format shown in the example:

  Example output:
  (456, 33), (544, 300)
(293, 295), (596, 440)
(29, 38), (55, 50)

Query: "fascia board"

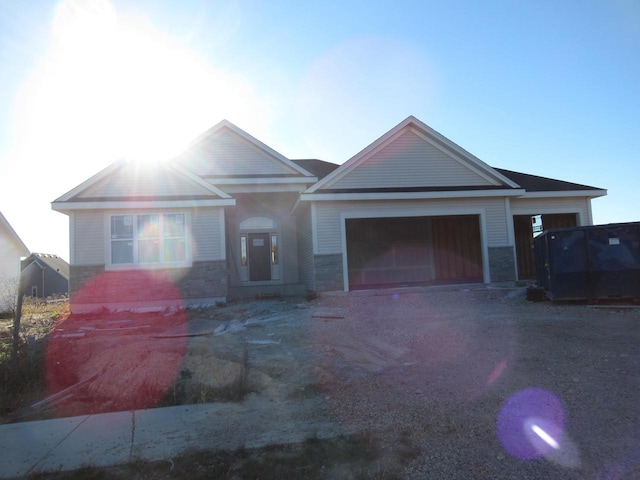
(51, 199), (236, 211)
(227, 125), (316, 177)
(408, 127), (519, 188)
(54, 159), (126, 202)
(305, 122), (411, 193)
(300, 189), (526, 202)
(0, 211), (30, 254)
(518, 190), (607, 199)
(406, 119), (521, 189)
(186, 120), (315, 178)
(206, 177), (317, 185)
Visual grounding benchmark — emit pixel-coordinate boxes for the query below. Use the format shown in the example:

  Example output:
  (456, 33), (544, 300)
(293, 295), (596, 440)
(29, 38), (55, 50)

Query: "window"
(110, 213), (188, 266)
(240, 236), (247, 266)
(138, 214), (160, 263)
(111, 215), (134, 264)
(271, 235), (278, 265)
(163, 214), (186, 262)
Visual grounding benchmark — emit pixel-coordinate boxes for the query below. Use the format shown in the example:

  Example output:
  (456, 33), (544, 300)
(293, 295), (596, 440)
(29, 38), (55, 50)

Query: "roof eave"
(51, 198), (236, 212)
(518, 189), (608, 199)
(300, 189), (526, 202)
(204, 176), (318, 185)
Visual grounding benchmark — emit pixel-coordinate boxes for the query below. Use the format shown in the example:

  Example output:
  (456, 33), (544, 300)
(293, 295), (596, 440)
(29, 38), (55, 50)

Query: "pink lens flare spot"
(45, 270), (188, 417)
(497, 388), (565, 460)
(487, 358), (508, 385)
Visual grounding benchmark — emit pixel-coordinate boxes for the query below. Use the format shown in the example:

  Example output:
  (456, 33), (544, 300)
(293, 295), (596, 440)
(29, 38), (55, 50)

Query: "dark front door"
(248, 233), (271, 281)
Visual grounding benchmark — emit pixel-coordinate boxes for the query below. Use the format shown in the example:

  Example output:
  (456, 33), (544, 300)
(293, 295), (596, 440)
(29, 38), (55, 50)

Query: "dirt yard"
(8, 287), (640, 479)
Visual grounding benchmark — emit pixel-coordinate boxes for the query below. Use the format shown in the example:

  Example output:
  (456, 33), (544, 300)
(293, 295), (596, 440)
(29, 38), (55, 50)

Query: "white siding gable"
(76, 162), (218, 199)
(181, 128), (302, 177)
(330, 130), (495, 190)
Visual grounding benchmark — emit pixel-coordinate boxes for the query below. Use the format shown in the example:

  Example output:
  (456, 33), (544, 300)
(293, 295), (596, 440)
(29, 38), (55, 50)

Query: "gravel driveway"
(20, 286), (640, 479)
(306, 286), (640, 479)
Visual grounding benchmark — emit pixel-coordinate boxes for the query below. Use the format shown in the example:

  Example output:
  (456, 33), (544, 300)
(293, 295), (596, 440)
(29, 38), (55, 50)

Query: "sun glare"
(15, 0), (268, 169)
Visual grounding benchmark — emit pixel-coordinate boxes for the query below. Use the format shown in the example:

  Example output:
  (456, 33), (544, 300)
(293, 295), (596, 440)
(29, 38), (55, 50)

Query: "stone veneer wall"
(69, 261), (228, 309)
(313, 254), (344, 292)
(488, 246), (516, 283)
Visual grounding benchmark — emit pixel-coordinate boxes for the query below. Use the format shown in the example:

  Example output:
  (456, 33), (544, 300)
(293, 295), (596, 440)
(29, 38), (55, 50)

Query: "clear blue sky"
(1, 0), (638, 260)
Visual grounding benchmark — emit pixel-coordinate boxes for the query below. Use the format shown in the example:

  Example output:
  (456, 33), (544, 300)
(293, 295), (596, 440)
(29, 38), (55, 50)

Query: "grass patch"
(161, 347), (252, 407)
(0, 299), (66, 421)
(26, 434), (397, 479)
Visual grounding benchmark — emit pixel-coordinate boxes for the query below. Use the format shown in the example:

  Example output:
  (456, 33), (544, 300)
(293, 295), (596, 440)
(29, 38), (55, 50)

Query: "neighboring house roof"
(21, 253), (70, 280)
(494, 168), (606, 194)
(292, 159), (341, 180)
(0, 211), (29, 257)
(52, 159), (235, 212)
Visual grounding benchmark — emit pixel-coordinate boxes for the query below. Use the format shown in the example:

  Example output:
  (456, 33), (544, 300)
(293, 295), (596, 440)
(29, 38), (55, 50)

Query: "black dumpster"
(533, 222), (640, 301)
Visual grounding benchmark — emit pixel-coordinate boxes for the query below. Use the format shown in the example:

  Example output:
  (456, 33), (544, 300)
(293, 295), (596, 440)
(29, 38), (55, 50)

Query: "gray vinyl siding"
(73, 211), (105, 265)
(509, 197), (591, 225)
(21, 262), (68, 298)
(314, 198), (510, 255)
(281, 215), (300, 284)
(192, 207), (225, 261)
(296, 204), (315, 291)
(183, 129), (299, 177)
(330, 130), (495, 189)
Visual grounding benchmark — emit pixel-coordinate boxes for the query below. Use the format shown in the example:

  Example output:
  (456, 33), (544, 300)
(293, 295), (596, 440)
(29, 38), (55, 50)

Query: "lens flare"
(44, 270), (188, 417)
(497, 387), (565, 460)
(530, 423), (560, 449)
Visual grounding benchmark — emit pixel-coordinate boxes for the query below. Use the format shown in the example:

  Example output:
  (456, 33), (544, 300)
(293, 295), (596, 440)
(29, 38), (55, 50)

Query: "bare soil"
(6, 287), (640, 479)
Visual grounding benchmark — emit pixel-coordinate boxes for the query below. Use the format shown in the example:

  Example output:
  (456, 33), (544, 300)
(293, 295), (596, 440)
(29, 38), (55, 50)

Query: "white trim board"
(52, 199), (236, 211)
(301, 189), (525, 202)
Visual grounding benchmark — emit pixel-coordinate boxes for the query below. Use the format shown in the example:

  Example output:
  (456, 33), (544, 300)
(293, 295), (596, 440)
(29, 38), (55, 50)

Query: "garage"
(345, 215), (483, 289)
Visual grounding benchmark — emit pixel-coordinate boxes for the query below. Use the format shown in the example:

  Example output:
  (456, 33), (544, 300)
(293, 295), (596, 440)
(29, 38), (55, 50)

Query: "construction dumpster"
(533, 222), (640, 301)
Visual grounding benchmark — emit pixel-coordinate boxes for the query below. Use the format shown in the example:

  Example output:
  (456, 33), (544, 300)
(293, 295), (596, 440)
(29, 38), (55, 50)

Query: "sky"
(0, 0), (638, 261)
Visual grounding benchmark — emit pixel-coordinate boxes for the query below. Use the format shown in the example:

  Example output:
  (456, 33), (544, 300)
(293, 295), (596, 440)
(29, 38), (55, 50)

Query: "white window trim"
(105, 211), (192, 270)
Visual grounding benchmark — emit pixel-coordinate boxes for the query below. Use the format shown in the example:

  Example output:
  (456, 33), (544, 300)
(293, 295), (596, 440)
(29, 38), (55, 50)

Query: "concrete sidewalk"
(0, 395), (345, 479)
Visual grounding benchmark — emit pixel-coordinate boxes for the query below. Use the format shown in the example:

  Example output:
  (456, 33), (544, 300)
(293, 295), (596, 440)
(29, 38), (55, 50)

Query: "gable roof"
(295, 158), (606, 196)
(52, 159), (235, 212)
(305, 116), (521, 195)
(301, 116), (606, 201)
(177, 120), (317, 184)
(21, 253), (70, 280)
(0, 211), (29, 256)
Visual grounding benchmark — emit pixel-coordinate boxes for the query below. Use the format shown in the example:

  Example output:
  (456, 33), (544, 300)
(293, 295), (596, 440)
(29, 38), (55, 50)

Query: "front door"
(248, 233), (271, 281)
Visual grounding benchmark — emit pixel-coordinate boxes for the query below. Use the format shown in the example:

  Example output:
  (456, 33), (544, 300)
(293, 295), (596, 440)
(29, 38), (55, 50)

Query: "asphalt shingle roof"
(293, 159), (603, 193)
(494, 168), (604, 192)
